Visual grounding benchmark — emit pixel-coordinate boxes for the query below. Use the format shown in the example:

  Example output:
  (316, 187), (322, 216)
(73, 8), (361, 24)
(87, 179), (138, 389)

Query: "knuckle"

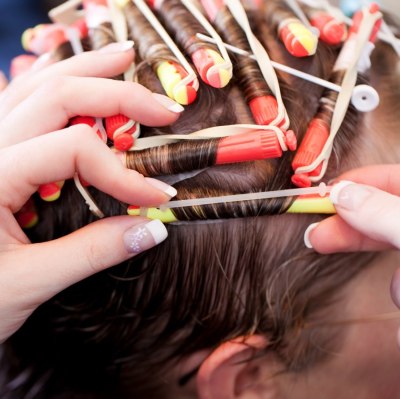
(38, 75), (70, 96)
(84, 242), (109, 274)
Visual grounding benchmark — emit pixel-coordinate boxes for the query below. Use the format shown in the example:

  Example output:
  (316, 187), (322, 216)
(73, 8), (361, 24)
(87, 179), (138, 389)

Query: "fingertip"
(303, 222), (319, 249)
(151, 93), (185, 115)
(123, 219), (168, 255)
(390, 268), (400, 309)
(145, 177), (177, 199)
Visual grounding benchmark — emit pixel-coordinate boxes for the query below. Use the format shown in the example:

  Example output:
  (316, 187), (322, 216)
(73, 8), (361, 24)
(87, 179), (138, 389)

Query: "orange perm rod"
(83, 0), (137, 151)
(261, 1), (317, 57)
(309, 11), (347, 46)
(201, 0), (279, 126)
(147, 0), (232, 89)
(291, 4), (382, 188)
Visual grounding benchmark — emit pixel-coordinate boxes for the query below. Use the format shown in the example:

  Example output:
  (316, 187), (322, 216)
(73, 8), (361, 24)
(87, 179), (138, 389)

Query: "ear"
(196, 335), (281, 399)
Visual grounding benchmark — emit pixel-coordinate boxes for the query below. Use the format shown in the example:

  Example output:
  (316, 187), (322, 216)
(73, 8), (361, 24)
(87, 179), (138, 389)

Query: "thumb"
(330, 181), (400, 249)
(6, 216), (167, 305)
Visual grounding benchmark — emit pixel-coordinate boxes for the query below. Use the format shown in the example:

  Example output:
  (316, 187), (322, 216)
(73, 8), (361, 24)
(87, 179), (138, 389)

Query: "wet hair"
(1, 3), (400, 399)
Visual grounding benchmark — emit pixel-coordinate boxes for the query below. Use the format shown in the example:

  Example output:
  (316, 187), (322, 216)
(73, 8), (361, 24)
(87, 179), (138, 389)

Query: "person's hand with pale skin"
(0, 41), (184, 343)
(304, 164), (400, 344)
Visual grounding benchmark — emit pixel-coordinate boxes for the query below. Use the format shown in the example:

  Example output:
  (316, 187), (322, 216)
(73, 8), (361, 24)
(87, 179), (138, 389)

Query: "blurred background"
(0, 0), (398, 78)
(0, 0), (63, 77)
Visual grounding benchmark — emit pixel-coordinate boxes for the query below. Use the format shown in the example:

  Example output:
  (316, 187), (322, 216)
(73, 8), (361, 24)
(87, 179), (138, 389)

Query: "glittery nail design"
(124, 220), (168, 254)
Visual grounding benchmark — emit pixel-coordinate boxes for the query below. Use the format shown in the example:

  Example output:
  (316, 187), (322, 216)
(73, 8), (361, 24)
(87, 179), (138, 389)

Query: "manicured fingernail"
(31, 52), (52, 70)
(390, 269), (400, 308)
(99, 40), (134, 54)
(329, 180), (373, 211)
(152, 93), (185, 113)
(145, 177), (177, 198)
(304, 222), (319, 249)
(124, 219), (168, 254)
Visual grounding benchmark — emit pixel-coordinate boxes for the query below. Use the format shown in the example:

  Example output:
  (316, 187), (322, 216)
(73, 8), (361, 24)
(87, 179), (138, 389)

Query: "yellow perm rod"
(127, 183), (336, 223)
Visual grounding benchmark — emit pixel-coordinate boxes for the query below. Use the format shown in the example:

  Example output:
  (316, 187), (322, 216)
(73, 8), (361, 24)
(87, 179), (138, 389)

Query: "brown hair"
(1, 4), (399, 399)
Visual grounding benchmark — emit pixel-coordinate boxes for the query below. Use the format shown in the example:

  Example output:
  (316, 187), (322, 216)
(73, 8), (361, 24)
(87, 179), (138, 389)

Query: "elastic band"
(181, 0), (233, 80)
(284, 0), (319, 35)
(224, 0), (289, 129)
(133, 0), (199, 92)
(160, 183), (330, 210)
(294, 8), (382, 181)
(130, 124), (288, 151)
(299, 0), (400, 56)
(73, 175), (105, 218)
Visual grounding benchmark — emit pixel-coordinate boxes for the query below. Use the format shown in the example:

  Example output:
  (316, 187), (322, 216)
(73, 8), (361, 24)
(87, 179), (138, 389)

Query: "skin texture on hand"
(307, 164), (400, 345)
(0, 45), (181, 342)
(308, 164), (400, 253)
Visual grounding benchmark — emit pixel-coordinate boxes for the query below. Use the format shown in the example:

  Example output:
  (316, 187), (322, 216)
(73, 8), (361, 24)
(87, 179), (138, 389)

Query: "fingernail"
(390, 269), (400, 308)
(152, 93), (185, 113)
(124, 219), (168, 254)
(329, 180), (373, 211)
(31, 52), (52, 70)
(304, 222), (319, 249)
(99, 40), (134, 54)
(145, 177), (177, 198)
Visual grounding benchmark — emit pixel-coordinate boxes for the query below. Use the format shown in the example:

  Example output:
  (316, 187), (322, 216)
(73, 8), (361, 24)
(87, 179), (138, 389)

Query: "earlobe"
(196, 335), (281, 399)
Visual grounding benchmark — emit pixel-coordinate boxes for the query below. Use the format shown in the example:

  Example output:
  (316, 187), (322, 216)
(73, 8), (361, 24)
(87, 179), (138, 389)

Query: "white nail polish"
(124, 220), (168, 254)
(99, 41), (134, 54)
(152, 93), (185, 113)
(329, 181), (355, 205)
(31, 53), (52, 70)
(145, 177), (177, 198)
(303, 222), (319, 249)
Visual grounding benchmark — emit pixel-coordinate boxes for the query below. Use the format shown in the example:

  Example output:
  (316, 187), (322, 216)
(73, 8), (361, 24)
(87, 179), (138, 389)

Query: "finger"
(308, 181), (400, 252)
(305, 215), (393, 253)
(0, 71), (8, 92)
(334, 164), (400, 195)
(0, 125), (176, 213)
(0, 77), (182, 148)
(0, 43), (135, 118)
(391, 268), (400, 310)
(0, 216), (168, 313)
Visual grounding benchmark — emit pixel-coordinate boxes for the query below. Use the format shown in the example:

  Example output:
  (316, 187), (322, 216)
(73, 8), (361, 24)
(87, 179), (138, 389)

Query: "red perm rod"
(84, 0), (137, 151)
(216, 129), (297, 164)
(124, 128), (297, 177)
(261, 0), (317, 57)
(122, 1), (198, 105)
(291, 4), (382, 188)
(309, 11), (347, 46)
(148, 0), (231, 88)
(201, 0), (279, 126)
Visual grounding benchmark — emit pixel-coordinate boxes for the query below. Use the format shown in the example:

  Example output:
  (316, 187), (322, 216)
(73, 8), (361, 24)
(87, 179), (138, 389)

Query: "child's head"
(2, 2), (400, 398)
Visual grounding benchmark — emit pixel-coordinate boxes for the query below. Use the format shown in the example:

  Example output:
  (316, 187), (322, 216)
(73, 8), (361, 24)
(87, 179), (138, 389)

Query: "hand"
(0, 43), (182, 343)
(305, 164), (400, 330)
(0, 71), (7, 92)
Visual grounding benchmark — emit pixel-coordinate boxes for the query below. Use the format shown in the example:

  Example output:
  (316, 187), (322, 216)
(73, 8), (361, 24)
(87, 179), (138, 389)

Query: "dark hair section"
(1, 4), (400, 399)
